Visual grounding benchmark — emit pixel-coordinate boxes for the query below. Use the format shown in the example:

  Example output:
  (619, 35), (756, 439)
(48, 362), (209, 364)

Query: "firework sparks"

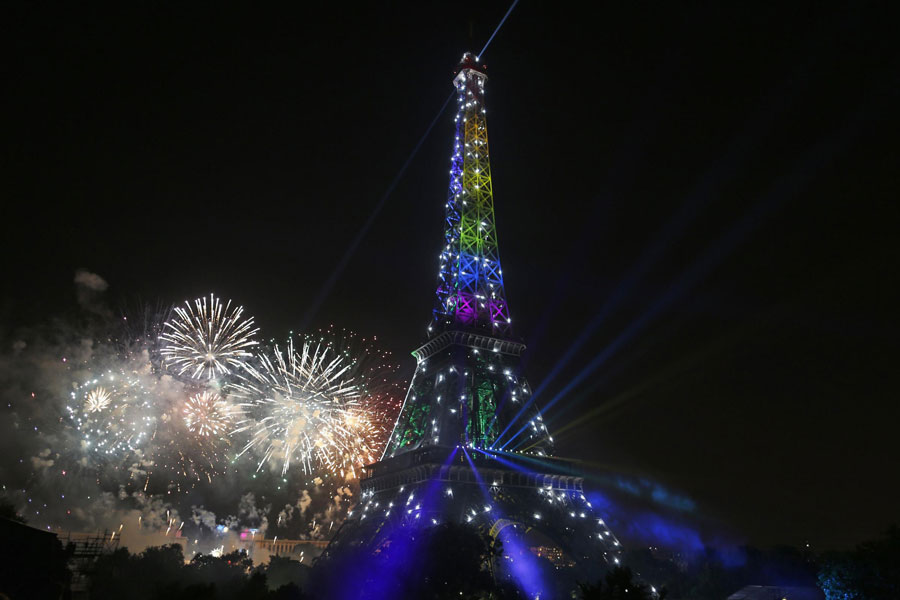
(184, 391), (232, 437)
(230, 329), (403, 478)
(68, 365), (234, 488)
(158, 389), (238, 486)
(160, 295), (259, 380)
(46, 311), (402, 539)
(67, 371), (157, 459)
(85, 387), (112, 413)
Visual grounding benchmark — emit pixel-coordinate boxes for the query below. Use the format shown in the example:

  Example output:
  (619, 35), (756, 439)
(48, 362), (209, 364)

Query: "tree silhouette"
(579, 566), (665, 600)
(313, 522), (525, 599)
(259, 555), (309, 592)
(819, 526), (900, 600)
(87, 544), (312, 600)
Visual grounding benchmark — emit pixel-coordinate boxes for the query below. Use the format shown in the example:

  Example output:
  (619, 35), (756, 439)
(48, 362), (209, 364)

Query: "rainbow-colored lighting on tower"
(383, 52), (552, 457)
(433, 53), (511, 336)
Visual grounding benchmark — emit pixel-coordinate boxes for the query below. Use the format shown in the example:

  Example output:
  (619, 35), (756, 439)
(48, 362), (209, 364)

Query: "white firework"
(230, 335), (373, 477)
(160, 294), (259, 380)
(68, 371), (157, 458)
(184, 390), (233, 437)
(85, 387), (112, 413)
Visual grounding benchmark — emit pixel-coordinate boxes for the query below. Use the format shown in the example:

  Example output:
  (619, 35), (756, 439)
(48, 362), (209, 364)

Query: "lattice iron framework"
(432, 53), (511, 336)
(384, 54), (551, 458)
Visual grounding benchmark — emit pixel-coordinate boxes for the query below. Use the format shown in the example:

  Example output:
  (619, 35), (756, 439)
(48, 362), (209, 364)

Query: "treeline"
(2, 508), (898, 600)
(624, 544), (819, 599)
(89, 545), (309, 600)
(84, 524), (661, 600)
(623, 526), (900, 600)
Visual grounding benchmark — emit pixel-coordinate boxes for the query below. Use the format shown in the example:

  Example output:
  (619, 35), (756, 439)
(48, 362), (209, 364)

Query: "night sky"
(5, 2), (898, 549)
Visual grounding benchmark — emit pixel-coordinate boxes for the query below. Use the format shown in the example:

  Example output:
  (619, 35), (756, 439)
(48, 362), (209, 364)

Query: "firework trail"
(230, 328), (403, 479)
(160, 295), (259, 380)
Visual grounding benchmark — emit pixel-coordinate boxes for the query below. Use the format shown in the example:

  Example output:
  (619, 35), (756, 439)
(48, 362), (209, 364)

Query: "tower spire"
(432, 52), (511, 337)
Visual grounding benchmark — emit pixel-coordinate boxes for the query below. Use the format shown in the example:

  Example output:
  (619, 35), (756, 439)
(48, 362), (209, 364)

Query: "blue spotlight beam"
(536, 307), (765, 446)
(465, 447), (551, 599)
(485, 57), (679, 441)
(475, 448), (594, 483)
(478, 0), (519, 59)
(418, 446), (460, 517)
(492, 73), (807, 451)
(502, 101), (870, 451)
(299, 92), (453, 331)
(470, 447), (536, 476)
(462, 448), (493, 502)
(519, 12), (832, 407)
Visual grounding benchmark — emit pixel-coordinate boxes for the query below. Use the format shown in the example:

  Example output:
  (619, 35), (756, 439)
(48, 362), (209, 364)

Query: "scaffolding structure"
(58, 530), (120, 598)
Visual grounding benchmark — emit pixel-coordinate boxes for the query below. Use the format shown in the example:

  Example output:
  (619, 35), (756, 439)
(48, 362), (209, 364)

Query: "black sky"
(4, 2), (898, 549)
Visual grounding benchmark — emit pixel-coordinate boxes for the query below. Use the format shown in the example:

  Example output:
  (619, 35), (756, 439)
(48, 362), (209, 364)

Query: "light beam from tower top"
(431, 52), (512, 340)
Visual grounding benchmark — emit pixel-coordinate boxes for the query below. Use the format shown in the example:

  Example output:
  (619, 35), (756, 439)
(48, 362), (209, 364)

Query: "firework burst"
(161, 388), (237, 486)
(85, 387), (112, 413)
(68, 370), (157, 458)
(230, 328), (403, 479)
(68, 368), (235, 488)
(184, 390), (233, 438)
(160, 295), (259, 380)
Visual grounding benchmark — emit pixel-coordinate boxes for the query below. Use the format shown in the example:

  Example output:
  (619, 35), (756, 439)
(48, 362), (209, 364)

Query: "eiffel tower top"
(430, 52), (512, 340)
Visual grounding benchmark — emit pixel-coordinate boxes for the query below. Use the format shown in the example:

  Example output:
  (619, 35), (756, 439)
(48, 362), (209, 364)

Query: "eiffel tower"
(328, 53), (626, 594)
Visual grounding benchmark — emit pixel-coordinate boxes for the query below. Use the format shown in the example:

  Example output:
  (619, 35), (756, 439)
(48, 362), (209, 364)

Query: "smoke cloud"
(74, 270), (109, 292)
(0, 272), (367, 557)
